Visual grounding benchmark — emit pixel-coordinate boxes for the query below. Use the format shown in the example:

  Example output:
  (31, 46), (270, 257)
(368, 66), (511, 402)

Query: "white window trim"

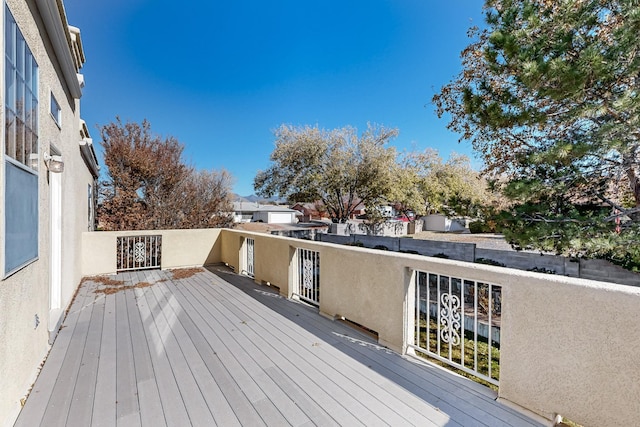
(50, 92), (61, 128)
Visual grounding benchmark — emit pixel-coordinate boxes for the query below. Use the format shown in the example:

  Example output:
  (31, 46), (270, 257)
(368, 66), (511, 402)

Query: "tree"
(99, 118), (233, 230)
(254, 124), (399, 223)
(399, 149), (491, 217)
(434, 0), (640, 267)
(176, 169), (235, 229)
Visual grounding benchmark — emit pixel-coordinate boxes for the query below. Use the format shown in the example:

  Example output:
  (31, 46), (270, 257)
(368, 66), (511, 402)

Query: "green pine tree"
(434, 0), (640, 269)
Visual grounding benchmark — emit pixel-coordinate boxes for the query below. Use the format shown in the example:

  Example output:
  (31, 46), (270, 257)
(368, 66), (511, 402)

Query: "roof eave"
(35, 0), (83, 99)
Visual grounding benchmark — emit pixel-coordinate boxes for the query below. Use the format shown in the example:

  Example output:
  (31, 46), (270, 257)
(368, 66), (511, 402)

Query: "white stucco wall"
(0, 1), (93, 424)
(424, 214), (449, 231)
(81, 229), (223, 276)
(217, 229), (640, 427)
(78, 228), (640, 426)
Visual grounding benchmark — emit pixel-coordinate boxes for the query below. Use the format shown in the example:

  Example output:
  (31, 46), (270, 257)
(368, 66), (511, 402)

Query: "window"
(4, 6), (39, 276)
(50, 92), (61, 126)
(5, 6), (38, 169)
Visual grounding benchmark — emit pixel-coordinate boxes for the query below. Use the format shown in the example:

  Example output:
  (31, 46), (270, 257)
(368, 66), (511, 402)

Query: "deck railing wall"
(82, 229), (221, 276)
(217, 229), (640, 427)
(81, 228), (640, 427)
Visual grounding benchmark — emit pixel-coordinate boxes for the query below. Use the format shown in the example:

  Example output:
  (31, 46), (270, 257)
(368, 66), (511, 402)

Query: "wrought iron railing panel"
(411, 270), (501, 386)
(116, 235), (162, 272)
(246, 238), (255, 277)
(296, 248), (320, 305)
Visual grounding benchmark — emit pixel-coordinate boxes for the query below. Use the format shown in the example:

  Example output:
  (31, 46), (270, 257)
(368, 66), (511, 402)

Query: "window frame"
(50, 92), (61, 127)
(4, 4), (38, 171)
(3, 5), (40, 277)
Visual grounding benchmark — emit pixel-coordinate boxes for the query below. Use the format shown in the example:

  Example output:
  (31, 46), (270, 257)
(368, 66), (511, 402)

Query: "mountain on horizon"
(244, 194), (261, 203)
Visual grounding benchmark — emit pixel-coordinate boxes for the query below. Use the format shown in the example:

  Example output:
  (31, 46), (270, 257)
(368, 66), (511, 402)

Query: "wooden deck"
(15, 267), (543, 426)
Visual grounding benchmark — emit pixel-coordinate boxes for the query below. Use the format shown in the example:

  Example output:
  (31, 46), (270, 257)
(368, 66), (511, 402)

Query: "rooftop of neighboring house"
(254, 205), (300, 213)
(232, 201), (261, 212)
(232, 201), (300, 214)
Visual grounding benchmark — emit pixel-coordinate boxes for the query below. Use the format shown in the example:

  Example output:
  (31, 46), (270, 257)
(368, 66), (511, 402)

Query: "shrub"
(400, 250), (421, 255)
(468, 221), (484, 233)
(528, 267), (556, 274)
(475, 257), (506, 267)
(432, 253), (450, 259)
(469, 219), (500, 233)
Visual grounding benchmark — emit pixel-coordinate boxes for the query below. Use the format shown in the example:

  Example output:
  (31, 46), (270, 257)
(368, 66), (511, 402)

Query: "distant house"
(291, 202), (324, 222)
(377, 205), (394, 218)
(350, 202), (367, 219)
(293, 199), (366, 221)
(232, 201), (261, 223)
(0, 1), (98, 424)
(252, 205), (300, 224)
(232, 202), (300, 224)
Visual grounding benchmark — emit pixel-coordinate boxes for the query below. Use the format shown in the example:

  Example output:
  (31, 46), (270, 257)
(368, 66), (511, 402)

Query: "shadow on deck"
(15, 267), (542, 427)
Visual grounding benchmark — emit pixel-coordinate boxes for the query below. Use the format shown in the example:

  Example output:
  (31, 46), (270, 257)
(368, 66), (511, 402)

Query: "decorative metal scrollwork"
(302, 258), (313, 289)
(247, 240), (254, 267)
(134, 242), (146, 263)
(440, 293), (461, 345)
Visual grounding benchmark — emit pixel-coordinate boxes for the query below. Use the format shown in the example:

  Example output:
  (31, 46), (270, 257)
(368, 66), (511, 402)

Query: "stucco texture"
(79, 229), (640, 426)
(498, 274), (640, 425)
(1, 0), (94, 423)
(218, 230), (640, 426)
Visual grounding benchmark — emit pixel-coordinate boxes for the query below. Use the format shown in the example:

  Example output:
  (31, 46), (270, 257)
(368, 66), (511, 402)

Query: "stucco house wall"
(423, 214), (466, 232)
(0, 1), (95, 424)
(252, 206), (299, 224)
(232, 201), (259, 223)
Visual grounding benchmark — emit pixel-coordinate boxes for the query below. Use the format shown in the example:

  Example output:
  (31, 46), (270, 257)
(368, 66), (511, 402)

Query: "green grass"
(415, 319), (500, 391)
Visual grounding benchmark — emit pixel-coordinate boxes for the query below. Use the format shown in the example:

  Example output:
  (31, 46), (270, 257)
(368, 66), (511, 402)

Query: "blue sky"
(63, 0), (485, 196)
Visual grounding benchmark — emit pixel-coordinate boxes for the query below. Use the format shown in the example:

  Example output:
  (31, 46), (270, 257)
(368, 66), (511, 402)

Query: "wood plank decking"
(15, 267), (543, 427)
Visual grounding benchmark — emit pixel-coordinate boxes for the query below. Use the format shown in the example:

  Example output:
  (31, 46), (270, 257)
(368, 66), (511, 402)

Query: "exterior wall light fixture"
(44, 152), (64, 173)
